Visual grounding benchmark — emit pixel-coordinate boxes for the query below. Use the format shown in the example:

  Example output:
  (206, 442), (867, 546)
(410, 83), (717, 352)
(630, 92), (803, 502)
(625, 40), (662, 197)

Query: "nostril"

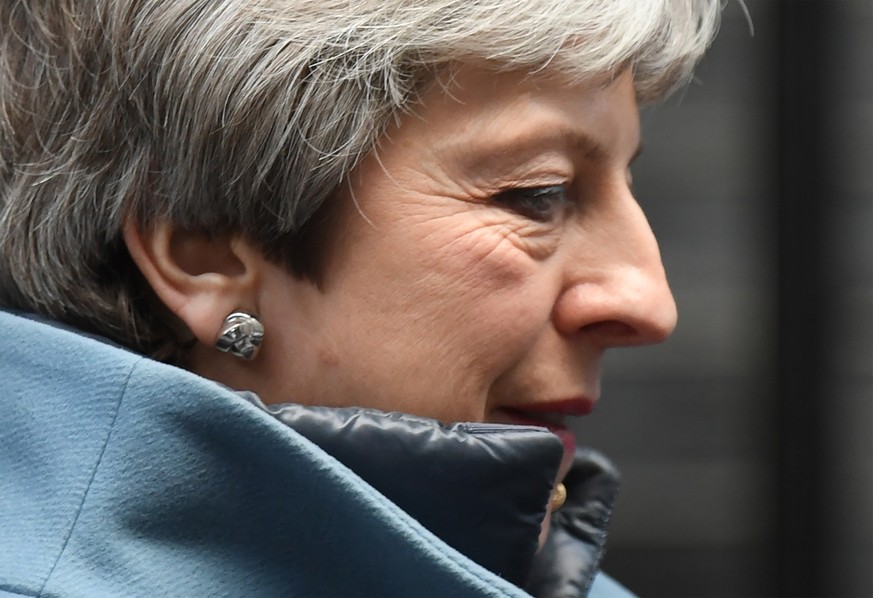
(579, 320), (637, 339)
(553, 262), (678, 344)
(579, 304), (677, 346)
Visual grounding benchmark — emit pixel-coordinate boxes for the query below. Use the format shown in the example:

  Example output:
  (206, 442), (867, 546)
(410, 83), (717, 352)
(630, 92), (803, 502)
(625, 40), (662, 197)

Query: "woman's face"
(254, 66), (677, 430)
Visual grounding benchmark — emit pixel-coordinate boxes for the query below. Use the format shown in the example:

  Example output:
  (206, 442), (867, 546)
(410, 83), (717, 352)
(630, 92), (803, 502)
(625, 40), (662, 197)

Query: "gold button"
(549, 482), (567, 511)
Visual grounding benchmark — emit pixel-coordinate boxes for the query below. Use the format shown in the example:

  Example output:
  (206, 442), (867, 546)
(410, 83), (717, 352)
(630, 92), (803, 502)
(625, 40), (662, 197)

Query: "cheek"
(426, 225), (556, 359)
(307, 213), (559, 418)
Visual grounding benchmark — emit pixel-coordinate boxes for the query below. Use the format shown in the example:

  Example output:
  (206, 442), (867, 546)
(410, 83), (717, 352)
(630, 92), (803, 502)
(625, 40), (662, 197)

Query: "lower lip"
(551, 427), (577, 469)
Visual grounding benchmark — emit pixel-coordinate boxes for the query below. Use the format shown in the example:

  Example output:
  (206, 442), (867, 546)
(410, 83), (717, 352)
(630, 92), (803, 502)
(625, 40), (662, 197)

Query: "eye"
(491, 185), (571, 223)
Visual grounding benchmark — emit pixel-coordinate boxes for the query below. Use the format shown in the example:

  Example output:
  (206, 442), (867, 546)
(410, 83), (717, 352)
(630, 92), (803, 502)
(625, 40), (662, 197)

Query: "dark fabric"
(264, 401), (563, 586)
(525, 449), (622, 597)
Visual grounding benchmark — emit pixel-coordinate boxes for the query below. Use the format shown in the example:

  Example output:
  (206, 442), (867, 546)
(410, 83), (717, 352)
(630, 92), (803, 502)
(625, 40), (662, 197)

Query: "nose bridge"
(555, 191), (678, 345)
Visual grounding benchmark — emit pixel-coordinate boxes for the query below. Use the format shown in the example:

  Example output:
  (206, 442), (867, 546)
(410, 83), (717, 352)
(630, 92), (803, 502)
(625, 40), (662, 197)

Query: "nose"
(552, 190), (678, 347)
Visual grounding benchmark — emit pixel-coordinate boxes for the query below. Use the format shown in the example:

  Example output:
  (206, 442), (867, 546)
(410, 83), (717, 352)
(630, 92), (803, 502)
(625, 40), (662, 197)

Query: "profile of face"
(156, 66), (676, 440)
(223, 66), (677, 420)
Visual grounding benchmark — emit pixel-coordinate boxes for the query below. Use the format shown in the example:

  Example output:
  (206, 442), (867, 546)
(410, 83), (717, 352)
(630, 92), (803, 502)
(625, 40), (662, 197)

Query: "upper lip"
(508, 397), (595, 417)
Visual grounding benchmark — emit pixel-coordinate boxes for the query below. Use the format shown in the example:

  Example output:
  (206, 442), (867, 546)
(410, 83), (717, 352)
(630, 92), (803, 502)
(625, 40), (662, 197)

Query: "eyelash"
(491, 185), (571, 223)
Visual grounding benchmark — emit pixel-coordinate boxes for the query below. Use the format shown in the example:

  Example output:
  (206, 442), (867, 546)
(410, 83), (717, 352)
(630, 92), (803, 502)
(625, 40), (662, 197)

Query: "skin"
(126, 64), (678, 543)
(198, 67), (677, 420)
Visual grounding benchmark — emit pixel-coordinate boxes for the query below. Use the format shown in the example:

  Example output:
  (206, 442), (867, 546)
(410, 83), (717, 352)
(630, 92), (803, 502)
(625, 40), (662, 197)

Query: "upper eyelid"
(488, 176), (572, 195)
(497, 183), (567, 194)
(479, 144), (639, 192)
(473, 145), (640, 198)
(459, 149), (574, 188)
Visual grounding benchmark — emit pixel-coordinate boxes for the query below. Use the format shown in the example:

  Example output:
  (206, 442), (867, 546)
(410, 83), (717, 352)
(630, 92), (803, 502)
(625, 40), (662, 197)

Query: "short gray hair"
(0, 0), (721, 360)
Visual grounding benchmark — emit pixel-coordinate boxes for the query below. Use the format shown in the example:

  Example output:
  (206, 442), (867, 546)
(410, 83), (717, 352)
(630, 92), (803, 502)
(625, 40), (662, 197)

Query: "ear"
(122, 219), (263, 347)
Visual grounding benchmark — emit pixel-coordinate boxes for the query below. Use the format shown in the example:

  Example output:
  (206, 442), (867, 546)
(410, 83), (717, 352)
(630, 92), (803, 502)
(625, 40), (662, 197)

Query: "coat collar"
(248, 395), (563, 587)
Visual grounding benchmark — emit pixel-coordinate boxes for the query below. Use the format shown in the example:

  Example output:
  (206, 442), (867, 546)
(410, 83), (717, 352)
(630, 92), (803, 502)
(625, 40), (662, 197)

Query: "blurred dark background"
(573, 1), (872, 596)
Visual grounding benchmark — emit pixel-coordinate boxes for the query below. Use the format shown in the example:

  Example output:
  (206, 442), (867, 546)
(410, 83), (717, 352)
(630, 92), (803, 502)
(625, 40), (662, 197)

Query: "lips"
(497, 398), (595, 473)
(512, 398), (595, 417)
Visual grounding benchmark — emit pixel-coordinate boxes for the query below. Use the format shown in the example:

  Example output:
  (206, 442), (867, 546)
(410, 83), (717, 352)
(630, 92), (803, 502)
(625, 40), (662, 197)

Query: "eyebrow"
(456, 127), (643, 175)
(569, 131), (609, 161)
(562, 129), (644, 165)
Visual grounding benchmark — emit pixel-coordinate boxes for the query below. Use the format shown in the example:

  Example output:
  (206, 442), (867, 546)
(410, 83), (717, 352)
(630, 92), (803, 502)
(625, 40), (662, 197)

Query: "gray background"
(572, 2), (872, 596)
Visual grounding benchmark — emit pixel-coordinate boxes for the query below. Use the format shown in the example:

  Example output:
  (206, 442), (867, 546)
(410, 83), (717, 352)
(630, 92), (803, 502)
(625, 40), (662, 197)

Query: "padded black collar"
(253, 397), (563, 587)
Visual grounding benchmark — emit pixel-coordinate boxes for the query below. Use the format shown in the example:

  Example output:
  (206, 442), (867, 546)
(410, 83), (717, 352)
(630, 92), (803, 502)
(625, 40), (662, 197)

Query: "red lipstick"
(498, 398), (595, 472)
(516, 398), (595, 417)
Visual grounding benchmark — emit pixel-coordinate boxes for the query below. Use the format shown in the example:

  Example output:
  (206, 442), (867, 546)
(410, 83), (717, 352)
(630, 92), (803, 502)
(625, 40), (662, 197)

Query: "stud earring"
(215, 311), (264, 360)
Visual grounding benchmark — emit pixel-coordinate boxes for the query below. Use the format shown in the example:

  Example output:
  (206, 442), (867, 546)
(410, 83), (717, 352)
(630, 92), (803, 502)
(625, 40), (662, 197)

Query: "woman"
(0, 1), (720, 596)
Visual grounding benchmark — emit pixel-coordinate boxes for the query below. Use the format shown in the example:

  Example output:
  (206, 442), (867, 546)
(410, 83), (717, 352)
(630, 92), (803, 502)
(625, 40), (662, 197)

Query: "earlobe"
(121, 219), (261, 347)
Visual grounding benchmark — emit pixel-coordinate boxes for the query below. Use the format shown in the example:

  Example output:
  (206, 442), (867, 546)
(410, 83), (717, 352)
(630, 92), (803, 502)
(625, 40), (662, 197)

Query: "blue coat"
(0, 311), (633, 597)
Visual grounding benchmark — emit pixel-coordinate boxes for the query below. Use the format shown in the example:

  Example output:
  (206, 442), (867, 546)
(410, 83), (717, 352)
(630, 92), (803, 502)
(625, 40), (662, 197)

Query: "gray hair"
(0, 0), (721, 360)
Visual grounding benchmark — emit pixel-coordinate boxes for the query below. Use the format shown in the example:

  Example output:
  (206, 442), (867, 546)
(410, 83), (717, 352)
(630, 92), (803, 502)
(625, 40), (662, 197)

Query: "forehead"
(395, 65), (641, 165)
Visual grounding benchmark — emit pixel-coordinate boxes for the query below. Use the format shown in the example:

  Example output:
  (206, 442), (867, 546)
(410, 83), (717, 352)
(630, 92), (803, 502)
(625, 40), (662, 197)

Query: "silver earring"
(215, 312), (264, 360)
